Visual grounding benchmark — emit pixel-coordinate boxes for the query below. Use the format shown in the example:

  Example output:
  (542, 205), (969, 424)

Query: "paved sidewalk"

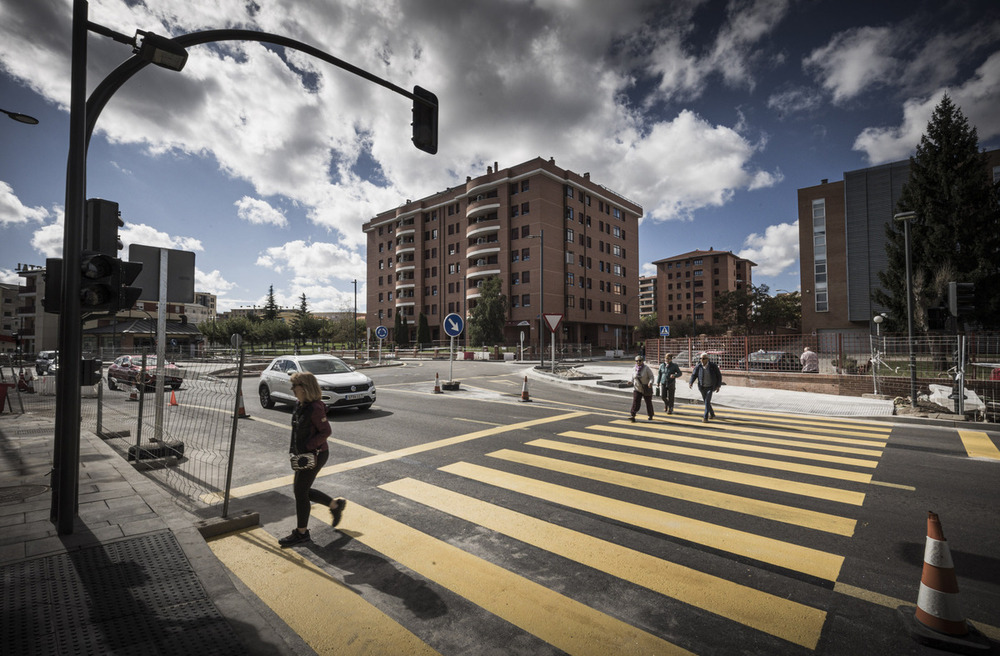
(528, 362), (898, 417)
(0, 412), (308, 655)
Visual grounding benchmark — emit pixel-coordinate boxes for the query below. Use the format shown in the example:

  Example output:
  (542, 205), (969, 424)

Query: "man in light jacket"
(630, 355), (655, 422)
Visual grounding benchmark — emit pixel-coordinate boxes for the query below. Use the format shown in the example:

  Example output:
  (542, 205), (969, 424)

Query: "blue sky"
(2, 0), (999, 313)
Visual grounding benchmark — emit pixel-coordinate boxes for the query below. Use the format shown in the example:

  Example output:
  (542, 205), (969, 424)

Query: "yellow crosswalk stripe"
(341, 500), (692, 655)
(486, 448), (857, 536)
(207, 527), (441, 655)
(958, 430), (1000, 460)
(668, 408), (892, 436)
(439, 461), (845, 581)
(560, 430), (874, 483)
(381, 477), (827, 650)
(630, 419), (888, 451)
(527, 438), (868, 505)
(597, 424), (881, 468)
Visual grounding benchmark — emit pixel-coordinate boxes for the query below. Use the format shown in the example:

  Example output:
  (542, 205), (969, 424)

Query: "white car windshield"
(300, 359), (352, 375)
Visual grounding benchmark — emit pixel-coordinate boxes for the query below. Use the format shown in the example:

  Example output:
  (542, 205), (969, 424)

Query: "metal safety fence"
(2, 356), (248, 516)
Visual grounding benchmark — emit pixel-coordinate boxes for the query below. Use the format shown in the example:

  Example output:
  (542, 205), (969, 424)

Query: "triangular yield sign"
(543, 313), (563, 333)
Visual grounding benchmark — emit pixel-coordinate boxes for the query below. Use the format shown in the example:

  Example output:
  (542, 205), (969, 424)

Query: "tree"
(263, 285), (279, 322)
(756, 291), (801, 333)
(467, 277), (507, 346)
(394, 312), (409, 347)
(290, 293), (310, 346)
(874, 95), (1000, 330)
(416, 312), (431, 347)
(636, 314), (660, 341)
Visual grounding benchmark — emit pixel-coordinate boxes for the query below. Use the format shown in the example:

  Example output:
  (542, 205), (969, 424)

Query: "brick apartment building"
(650, 249), (754, 333)
(638, 275), (656, 319)
(363, 157), (643, 350)
(798, 148), (1000, 336)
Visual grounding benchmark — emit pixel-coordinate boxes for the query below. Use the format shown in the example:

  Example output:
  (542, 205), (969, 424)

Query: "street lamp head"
(135, 31), (188, 71)
(893, 211), (916, 222)
(872, 314), (884, 324)
(1, 108), (39, 124)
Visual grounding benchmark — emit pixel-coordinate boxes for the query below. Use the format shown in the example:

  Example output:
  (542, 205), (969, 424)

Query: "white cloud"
(235, 197), (288, 227)
(0, 181), (52, 226)
(255, 240), (365, 286)
(640, 262), (657, 277)
(195, 268), (236, 295)
(804, 26), (900, 103)
(0, 268), (23, 285)
(766, 87), (823, 117)
(612, 110), (782, 222)
(853, 52), (1000, 164)
(30, 211), (65, 259)
(737, 221), (799, 277)
(121, 224), (204, 255)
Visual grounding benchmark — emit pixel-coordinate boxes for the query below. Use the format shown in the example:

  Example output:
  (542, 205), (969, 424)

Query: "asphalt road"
(197, 361), (1000, 655)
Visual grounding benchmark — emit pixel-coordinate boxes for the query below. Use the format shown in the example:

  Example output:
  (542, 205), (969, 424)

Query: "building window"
(566, 272), (575, 286)
(521, 202), (529, 215)
(566, 228), (574, 242)
(522, 248), (530, 261)
(522, 294), (530, 307)
(813, 198), (828, 312)
(565, 252), (574, 264)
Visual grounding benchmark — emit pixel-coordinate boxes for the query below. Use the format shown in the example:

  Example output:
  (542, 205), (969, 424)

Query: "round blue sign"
(443, 313), (464, 337)
(375, 325), (388, 340)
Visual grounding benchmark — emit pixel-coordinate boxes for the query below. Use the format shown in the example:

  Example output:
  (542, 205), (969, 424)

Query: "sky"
(2, 0), (999, 315)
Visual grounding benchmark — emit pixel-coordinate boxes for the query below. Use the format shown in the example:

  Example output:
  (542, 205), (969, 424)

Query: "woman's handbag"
(290, 451), (317, 471)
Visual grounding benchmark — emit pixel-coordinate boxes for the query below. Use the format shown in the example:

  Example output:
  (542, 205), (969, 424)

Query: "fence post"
(221, 347), (245, 519)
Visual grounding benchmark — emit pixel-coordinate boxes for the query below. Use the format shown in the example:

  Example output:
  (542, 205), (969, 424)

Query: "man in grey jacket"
(630, 355), (655, 422)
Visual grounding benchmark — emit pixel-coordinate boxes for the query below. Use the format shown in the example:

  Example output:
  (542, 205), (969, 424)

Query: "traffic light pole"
(52, 0), (89, 533)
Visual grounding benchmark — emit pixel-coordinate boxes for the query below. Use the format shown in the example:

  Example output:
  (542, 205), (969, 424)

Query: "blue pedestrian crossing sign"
(659, 325), (670, 337)
(375, 325), (388, 340)
(443, 313), (464, 337)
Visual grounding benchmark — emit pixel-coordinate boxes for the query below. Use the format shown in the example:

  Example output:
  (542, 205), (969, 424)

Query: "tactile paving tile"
(0, 530), (244, 655)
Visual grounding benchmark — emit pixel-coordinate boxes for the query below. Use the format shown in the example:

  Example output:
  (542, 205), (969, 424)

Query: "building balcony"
(396, 264), (415, 273)
(465, 267), (501, 281)
(466, 197), (500, 219)
(466, 223), (500, 240)
(466, 245), (500, 260)
(396, 227), (416, 237)
(18, 305), (36, 315)
(396, 246), (415, 254)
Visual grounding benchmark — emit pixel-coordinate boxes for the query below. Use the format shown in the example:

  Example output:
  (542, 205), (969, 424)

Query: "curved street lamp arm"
(86, 28), (428, 151)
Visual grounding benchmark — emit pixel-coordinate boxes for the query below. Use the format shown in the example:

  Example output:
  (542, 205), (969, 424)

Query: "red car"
(108, 355), (183, 390)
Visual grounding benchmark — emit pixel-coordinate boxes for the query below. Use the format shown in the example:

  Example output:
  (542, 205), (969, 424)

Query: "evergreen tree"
(291, 293), (309, 345)
(416, 312), (431, 347)
(874, 95), (1000, 330)
(468, 277), (507, 346)
(263, 285), (279, 321)
(394, 313), (409, 347)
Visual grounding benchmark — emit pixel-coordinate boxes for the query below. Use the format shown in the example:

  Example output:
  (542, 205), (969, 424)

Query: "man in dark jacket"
(688, 352), (722, 422)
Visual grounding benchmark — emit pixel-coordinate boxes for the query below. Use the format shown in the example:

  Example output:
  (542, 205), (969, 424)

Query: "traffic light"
(43, 258), (63, 314)
(79, 254), (143, 315)
(947, 281), (975, 317)
(85, 198), (123, 255)
(411, 85), (438, 155)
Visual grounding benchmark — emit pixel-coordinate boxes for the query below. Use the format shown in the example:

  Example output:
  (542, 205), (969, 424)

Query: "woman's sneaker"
(278, 529), (310, 547)
(331, 498), (347, 528)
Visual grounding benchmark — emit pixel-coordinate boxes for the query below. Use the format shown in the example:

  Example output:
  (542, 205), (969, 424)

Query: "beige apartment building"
(363, 157), (643, 350)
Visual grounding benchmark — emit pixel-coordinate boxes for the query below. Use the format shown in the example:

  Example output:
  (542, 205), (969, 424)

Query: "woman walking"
(657, 353), (682, 414)
(279, 371), (346, 547)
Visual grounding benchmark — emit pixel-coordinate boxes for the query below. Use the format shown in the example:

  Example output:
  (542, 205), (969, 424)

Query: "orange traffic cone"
(898, 511), (989, 652)
(519, 375), (531, 402)
(236, 389), (250, 419)
(169, 390), (179, 406)
(128, 386), (139, 402)
(433, 372), (442, 394)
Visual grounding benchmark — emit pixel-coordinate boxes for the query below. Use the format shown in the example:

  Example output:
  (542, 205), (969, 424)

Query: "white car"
(258, 354), (375, 412)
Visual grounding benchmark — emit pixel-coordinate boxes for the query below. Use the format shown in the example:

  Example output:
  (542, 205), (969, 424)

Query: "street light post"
(527, 231), (544, 367)
(55, 5), (439, 534)
(353, 279), (357, 361)
(894, 211), (918, 408)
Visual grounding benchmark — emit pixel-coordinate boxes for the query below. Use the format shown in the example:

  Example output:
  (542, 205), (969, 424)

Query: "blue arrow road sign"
(659, 325), (670, 337)
(375, 325), (388, 340)
(443, 313), (464, 337)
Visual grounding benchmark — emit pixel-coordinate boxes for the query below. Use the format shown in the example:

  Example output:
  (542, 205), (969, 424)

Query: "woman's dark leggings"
(293, 449), (332, 529)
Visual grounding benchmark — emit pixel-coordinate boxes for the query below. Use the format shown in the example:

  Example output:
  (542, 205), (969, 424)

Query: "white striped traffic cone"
(433, 372), (442, 394)
(519, 375), (531, 402)
(128, 386), (138, 402)
(236, 389), (250, 419)
(898, 511), (989, 652)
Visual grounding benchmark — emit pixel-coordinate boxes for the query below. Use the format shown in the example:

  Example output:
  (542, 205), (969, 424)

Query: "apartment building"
(798, 148), (1000, 336)
(638, 275), (656, 319)
(363, 157), (643, 349)
(651, 249), (754, 332)
(1, 282), (21, 357)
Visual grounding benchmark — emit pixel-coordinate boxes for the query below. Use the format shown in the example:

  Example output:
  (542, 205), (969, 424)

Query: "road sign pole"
(550, 332), (555, 373)
(450, 335), (455, 381)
